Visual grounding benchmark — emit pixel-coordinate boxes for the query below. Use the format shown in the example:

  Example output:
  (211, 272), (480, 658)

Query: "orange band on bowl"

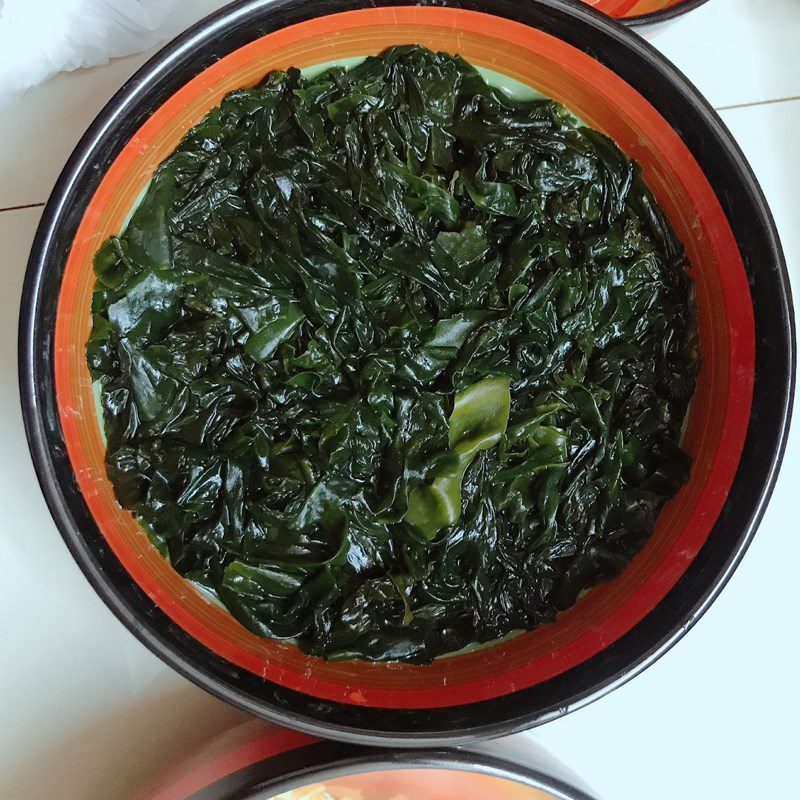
(55, 7), (754, 708)
(589, 0), (687, 17)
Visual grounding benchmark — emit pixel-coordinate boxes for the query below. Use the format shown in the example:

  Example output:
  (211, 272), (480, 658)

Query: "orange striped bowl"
(585, 0), (710, 25)
(19, 0), (793, 744)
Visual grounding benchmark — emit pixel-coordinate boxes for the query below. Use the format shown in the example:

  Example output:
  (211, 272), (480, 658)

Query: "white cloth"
(0, 0), (201, 111)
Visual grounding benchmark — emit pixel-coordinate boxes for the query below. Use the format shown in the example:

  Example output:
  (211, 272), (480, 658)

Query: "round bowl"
(133, 719), (598, 800)
(584, 0), (710, 27)
(20, 0), (794, 745)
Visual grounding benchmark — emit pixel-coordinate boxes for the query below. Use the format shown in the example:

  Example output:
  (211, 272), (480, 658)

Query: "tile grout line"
(0, 202), (45, 213)
(715, 94), (800, 112)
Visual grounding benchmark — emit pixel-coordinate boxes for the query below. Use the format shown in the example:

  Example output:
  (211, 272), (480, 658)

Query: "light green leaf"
(406, 377), (511, 538)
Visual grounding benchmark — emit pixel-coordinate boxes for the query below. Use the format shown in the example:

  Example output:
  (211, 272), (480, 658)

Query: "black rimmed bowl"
(20, 0), (794, 746)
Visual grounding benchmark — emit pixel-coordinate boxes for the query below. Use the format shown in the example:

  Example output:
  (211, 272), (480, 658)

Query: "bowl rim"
(621, 0), (711, 27)
(18, 0), (795, 746)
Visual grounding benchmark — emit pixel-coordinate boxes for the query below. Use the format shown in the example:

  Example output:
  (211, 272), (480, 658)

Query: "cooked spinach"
(87, 46), (697, 663)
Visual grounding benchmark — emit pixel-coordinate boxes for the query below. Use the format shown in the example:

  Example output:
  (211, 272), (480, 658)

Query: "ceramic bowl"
(20, 0), (794, 745)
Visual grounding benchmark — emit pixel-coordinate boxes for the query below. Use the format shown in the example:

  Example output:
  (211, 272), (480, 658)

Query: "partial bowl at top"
(20, 0), (794, 745)
(583, 0), (710, 27)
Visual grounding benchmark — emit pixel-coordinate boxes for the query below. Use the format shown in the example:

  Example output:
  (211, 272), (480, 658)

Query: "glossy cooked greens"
(87, 46), (697, 663)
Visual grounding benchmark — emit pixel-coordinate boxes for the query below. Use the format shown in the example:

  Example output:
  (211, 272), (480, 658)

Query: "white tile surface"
(0, 55), (153, 209)
(653, 0), (800, 109)
(0, 3), (798, 800)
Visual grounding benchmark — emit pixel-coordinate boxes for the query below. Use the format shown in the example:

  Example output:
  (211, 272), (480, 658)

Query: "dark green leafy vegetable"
(88, 46), (697, 663)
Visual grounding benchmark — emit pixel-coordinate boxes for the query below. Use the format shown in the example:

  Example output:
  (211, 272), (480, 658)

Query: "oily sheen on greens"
(87, 46), (697, 663)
